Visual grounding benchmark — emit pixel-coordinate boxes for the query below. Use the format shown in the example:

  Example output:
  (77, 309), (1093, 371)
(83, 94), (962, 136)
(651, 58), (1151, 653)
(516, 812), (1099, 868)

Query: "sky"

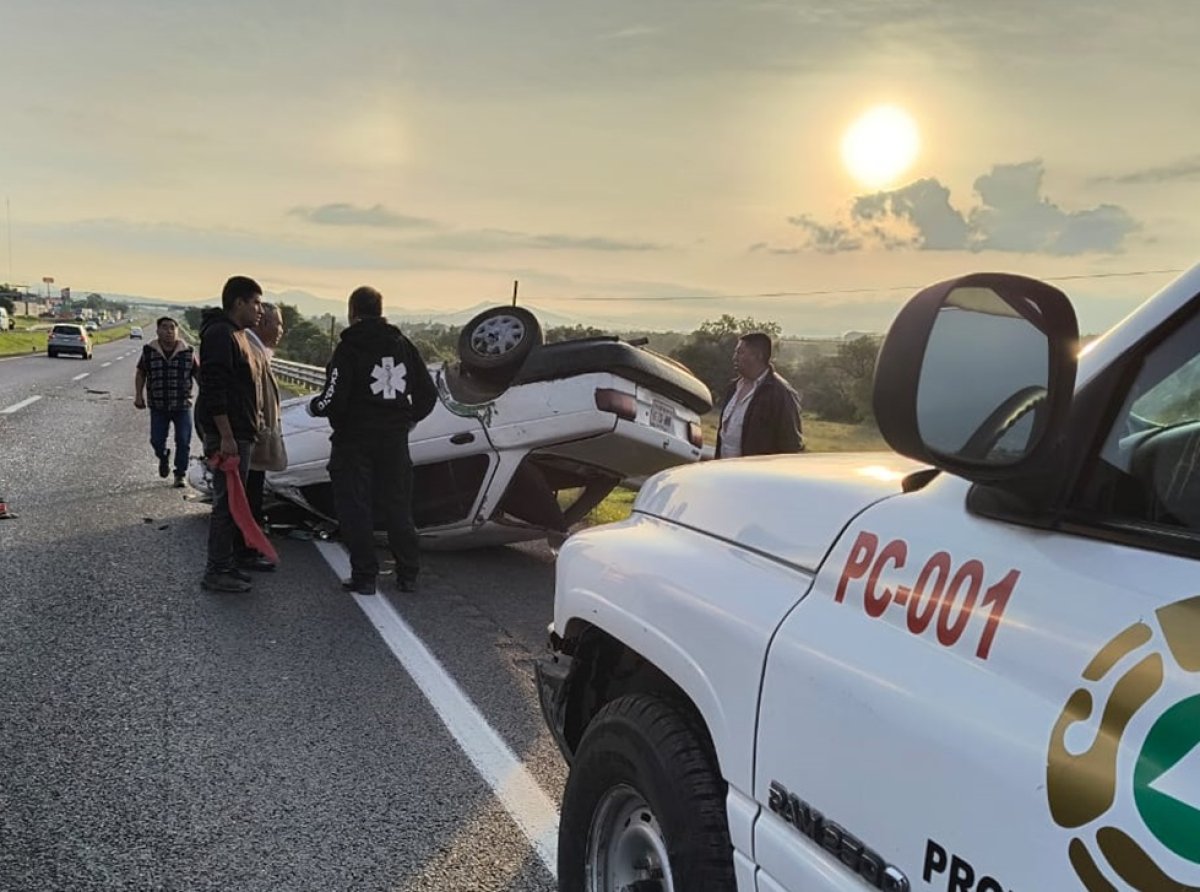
(3, 0), (1199, 335)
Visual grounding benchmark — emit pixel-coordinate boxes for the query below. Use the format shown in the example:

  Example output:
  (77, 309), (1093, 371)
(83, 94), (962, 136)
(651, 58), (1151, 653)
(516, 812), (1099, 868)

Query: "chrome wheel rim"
(470, 315), (526, 356)
(585, 784), (674, 892)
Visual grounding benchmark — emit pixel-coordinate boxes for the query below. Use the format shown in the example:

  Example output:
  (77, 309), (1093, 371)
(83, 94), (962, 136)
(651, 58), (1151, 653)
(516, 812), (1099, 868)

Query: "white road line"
(101, 361), (112, 368)
(314, 540), (560, 877)
(72, 372), (90, 381)
(1, 395), (42, 414)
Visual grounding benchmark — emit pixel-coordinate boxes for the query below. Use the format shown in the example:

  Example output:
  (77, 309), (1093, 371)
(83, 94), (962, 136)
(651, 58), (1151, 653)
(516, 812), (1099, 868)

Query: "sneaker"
(173, 474), (186, 489)
(396, 577), (418, 593)
(158, 451), (171, 478)
(228, 567), (253, 583)
(341, 577), (377, 595)
(201, 572), (251, 593)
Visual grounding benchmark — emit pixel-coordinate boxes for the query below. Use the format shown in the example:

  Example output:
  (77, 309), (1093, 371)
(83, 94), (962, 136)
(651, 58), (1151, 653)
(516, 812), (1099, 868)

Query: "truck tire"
(457, 306), (542, 377)
(558, 693), (735, 892)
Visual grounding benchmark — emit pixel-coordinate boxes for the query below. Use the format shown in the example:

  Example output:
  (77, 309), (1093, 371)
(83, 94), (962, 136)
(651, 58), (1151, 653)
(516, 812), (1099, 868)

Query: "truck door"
(752, 301), (1200, 891)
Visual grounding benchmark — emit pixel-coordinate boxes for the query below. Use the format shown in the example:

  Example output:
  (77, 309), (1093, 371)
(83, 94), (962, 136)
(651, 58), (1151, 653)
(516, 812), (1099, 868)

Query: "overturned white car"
(192, 306), (711, 548)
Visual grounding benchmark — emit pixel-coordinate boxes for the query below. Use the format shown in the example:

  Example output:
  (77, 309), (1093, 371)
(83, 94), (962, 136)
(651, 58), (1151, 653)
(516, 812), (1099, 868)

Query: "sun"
(841, 105), (920, 189)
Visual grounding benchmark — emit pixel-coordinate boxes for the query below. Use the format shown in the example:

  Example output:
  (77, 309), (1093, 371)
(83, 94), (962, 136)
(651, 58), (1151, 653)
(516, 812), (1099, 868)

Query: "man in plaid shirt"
(134, 316), (199, 487)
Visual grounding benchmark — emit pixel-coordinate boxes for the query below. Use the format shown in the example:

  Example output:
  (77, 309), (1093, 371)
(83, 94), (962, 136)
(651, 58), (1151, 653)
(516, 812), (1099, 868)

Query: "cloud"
(599, 24), (660, 40)
(287, 205), (664, 252)
(289, 203), (438, 229)
(410, 229), (667, 253)
(781, 215), (863, 254)
(1091, 156), (1200, 185)
(770, 160), (1138, 256)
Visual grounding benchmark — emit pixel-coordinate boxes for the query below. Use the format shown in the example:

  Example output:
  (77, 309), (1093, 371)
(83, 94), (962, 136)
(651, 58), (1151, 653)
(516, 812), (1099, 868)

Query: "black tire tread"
(560, 692), (736, 891)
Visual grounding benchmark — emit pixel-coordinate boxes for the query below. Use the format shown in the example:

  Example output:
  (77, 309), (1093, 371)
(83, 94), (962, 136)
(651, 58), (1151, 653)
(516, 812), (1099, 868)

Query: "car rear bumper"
(532, 416), (700, 484)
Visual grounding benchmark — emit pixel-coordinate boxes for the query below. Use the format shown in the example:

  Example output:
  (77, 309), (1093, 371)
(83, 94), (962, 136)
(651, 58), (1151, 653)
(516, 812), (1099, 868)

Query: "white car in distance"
(537, 267), (1200, 891)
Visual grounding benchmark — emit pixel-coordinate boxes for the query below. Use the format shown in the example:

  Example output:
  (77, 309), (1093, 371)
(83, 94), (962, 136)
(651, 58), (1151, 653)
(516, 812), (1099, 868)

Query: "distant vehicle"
(47, 323), (92, 360)
(0, 308), (10, 331)
(129, 326), (143, 339)
(85, 320), (99, 332)
(189, 305), (713, 549)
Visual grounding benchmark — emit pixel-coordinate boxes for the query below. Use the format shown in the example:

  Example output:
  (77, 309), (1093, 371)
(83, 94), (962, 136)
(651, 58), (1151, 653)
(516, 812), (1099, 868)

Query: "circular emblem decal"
(1133, 694), (1200, 864)
(1047, 595), (1200, 890)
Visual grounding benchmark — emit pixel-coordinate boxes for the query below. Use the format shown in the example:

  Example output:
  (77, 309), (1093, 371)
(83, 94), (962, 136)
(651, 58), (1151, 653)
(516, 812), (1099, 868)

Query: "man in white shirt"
(715, 332), (804, 459)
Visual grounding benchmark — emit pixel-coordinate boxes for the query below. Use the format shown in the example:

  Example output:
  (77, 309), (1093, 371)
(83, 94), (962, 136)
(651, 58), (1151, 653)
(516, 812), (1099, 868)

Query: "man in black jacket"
(714, 332), (804, 459)
(194, 276), (264, 593)
(309, 286), (437, 594)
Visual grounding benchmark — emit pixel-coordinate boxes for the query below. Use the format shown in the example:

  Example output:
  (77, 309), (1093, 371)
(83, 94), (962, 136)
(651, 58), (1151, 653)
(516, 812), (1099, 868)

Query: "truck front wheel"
(558, 694), (735, 892)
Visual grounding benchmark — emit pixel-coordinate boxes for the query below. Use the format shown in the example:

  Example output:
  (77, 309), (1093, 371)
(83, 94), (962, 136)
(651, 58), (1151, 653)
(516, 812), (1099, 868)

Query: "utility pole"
(5, 198), (12, 287)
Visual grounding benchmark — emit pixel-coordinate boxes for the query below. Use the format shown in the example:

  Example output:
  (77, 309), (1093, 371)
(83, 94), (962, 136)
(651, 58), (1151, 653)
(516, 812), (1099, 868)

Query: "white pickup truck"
(537, 267), (1200, 891)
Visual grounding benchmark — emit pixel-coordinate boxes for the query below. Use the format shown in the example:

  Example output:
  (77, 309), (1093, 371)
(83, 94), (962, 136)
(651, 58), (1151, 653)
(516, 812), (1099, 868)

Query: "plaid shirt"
(138, 342), (197, 410)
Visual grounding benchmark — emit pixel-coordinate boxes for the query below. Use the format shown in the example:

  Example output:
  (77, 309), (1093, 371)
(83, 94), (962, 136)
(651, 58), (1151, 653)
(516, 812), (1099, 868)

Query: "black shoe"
(341, 577), (377, 595)
(173, 473), (186, 489)
(227, 567), (253, 583)
(238, 553), (277, 572)
(396, 577), (418, 593)
(158, 451), (171, 478)
(201, 572), (251, 593)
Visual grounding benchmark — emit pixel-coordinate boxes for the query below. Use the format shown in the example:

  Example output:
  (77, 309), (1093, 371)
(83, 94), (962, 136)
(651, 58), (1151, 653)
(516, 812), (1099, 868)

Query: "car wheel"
(558, 694), (736, 892)
(457, 306), (542, 376)
(47, 349), (55, 358)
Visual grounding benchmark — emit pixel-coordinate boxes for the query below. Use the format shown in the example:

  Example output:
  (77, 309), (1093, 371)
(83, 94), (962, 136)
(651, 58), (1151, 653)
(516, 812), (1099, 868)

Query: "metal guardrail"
(270, 357), (325, 390)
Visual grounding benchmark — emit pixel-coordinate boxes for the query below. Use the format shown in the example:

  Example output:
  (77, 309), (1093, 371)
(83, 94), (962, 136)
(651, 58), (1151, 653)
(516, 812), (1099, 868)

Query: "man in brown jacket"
(237, 301), (287, 572)
(714, 332), (804, 459)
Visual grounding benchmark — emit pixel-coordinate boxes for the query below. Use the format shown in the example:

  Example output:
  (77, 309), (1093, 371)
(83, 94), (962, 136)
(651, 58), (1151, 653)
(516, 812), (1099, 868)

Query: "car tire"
(47, 349), (55, 358)
(457, 306), (542, 377)
(558, 693), (736, 892)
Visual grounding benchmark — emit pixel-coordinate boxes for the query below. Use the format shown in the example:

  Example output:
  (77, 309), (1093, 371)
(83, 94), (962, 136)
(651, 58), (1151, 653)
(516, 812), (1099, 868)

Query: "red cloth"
(208, 453), (278, 563)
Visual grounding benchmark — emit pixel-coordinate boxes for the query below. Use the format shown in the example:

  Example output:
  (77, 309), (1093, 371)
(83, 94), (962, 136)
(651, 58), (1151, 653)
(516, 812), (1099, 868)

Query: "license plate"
(649, 401), (673, 433)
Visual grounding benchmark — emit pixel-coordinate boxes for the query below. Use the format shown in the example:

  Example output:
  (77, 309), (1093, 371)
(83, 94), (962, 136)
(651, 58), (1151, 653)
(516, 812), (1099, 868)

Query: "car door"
(407, 368), (498, 530)
(753, 289), (1200, 891)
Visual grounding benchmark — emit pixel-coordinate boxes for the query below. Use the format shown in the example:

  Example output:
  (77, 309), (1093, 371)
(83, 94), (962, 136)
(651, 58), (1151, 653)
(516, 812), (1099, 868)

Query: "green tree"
(796, 335), (881, 423)
(182, 306), (207, 332)
(0, 295), (14, 315)
(275, 303), (340, 366)
(670, 314), (787, 400)
(545, 323), (608, 343)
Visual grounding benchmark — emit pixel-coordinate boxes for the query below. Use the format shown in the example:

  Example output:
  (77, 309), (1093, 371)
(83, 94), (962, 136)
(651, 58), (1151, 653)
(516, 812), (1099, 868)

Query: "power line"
(568, 267), (1188, 303)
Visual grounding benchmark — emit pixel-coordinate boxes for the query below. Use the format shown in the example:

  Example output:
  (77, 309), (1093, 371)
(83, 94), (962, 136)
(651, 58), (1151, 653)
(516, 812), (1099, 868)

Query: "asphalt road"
(0, 349), (566, 891)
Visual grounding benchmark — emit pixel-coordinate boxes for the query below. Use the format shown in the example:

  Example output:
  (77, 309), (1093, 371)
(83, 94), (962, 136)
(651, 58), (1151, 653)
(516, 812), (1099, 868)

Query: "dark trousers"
(204, 437), (254, 575)
(233, 469), (268, 561)
(329, 435), (418, 584)
(150, 407), (192, 475)
(247, 469), (266, 525)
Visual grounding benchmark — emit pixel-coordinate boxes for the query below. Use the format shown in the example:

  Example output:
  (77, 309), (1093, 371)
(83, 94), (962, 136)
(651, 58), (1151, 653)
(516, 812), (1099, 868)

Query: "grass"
(581, 413), (888, 527)
(0, 318), (137, 357)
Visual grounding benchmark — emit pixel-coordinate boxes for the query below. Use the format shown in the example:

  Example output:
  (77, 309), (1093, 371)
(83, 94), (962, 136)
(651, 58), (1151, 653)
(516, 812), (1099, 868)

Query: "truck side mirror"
(873, 273), (1079, 483)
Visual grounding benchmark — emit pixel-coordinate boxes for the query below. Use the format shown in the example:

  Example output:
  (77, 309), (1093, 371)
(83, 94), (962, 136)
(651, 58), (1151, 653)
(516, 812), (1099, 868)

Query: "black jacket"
(309, 317), (437, 442)
(195, 308), (259, 442)
(715, 367), (804, 458)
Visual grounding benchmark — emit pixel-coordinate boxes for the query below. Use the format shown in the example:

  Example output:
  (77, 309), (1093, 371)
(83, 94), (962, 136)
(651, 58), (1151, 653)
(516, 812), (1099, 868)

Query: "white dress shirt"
(719, 369), (769, 458)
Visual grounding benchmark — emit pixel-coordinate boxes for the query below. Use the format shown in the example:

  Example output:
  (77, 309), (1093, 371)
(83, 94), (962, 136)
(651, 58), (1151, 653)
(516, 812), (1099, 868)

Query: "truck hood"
(634, 452), (927, 571)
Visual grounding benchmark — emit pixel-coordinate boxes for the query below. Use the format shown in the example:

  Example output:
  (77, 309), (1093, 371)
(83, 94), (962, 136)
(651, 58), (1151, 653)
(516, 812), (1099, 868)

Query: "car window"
(52, 325), (82, 335)
(1079, 307), (1200, 536)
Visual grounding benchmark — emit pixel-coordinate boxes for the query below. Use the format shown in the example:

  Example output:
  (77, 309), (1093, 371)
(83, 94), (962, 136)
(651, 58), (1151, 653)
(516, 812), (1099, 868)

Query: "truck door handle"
(450, 432), (476, 445)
